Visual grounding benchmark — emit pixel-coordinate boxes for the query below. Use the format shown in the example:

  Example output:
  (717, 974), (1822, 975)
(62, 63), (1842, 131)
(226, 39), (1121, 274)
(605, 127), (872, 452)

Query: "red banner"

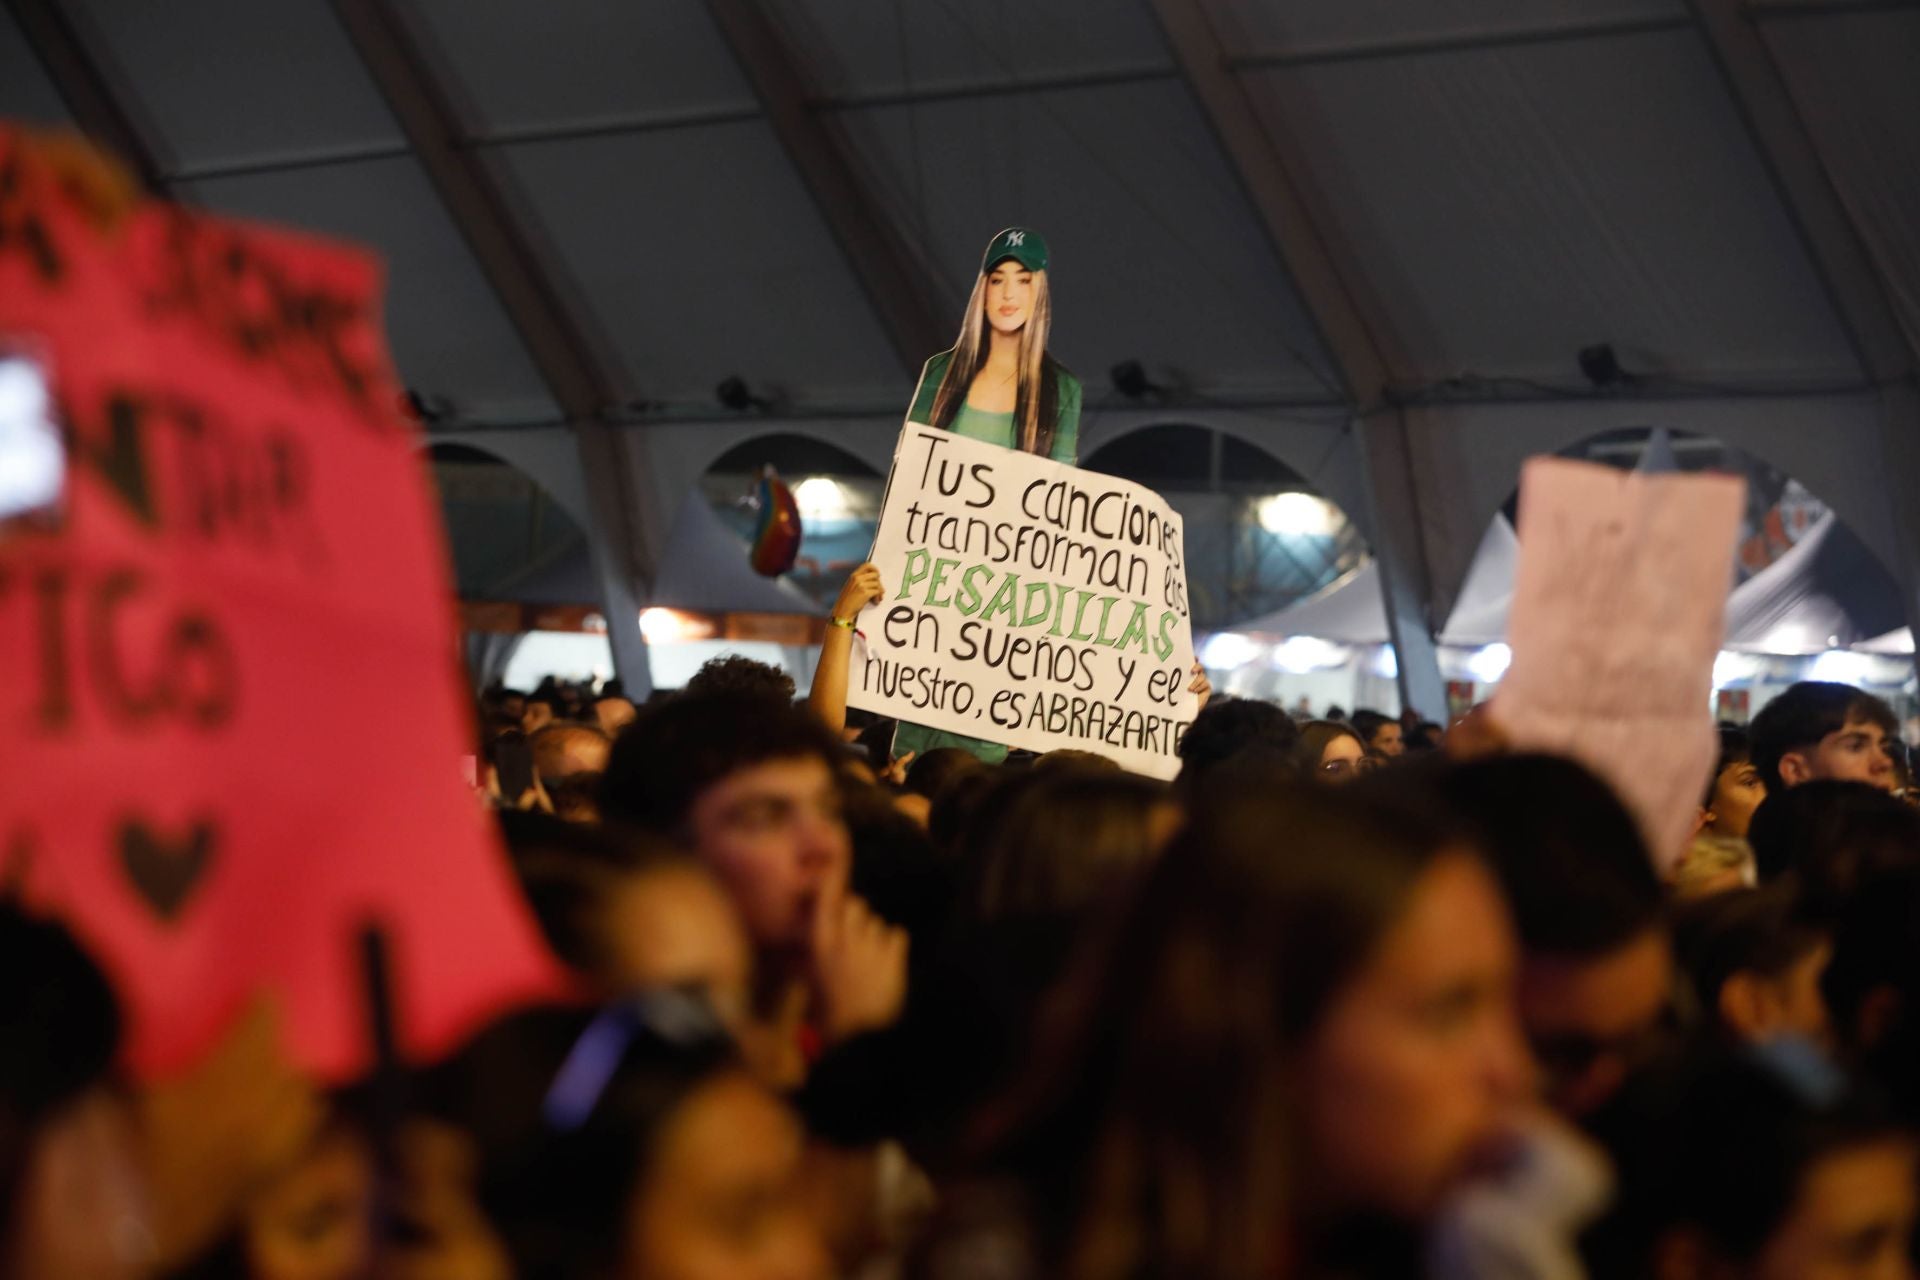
(0, 127), (563, 1080)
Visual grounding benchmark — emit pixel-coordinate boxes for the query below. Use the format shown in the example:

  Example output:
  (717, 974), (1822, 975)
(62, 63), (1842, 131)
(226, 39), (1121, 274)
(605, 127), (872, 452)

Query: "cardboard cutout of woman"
(892, 227), (1084, 764)
(905, 227), (1083, 462)
(810, 229), (1209, 759)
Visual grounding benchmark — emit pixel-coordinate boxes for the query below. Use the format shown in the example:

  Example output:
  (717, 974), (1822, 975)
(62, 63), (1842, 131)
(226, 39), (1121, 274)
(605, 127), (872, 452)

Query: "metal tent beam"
(704, 0), (949, 373)
(1686, 0), (1914, 380)
(1148, 0), (1445, 717)
(1686, 0), (1920, 684)
(4, 0), (168, 192)
(329, 0), (654, 691)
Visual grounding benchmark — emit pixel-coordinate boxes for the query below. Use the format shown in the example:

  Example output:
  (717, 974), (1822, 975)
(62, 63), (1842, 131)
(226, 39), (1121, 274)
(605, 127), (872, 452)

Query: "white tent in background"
(1855, 628), (1916, 656)
(1437, 516), (1520, 646)
(1235, 515), (1520, 646)
(651, 495), (822, 615)
(1721, 513), (1905, 654)
(1241, 560), (1390, 645)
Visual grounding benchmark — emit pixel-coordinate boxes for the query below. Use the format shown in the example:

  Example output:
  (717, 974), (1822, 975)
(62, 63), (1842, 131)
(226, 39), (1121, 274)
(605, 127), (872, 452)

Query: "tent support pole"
(1355, 412), (1448, 720)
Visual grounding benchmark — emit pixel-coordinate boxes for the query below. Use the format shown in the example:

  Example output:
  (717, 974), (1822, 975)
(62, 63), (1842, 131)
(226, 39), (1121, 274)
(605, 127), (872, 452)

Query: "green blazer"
(906, 349), (1083, 464)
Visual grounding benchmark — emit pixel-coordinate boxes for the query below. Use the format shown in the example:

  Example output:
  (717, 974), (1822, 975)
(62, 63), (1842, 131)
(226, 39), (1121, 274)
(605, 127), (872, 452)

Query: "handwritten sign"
(0, 126), (563, 1080)
(1493, 457), (1745, 869)
(848, 423), (1196, 778)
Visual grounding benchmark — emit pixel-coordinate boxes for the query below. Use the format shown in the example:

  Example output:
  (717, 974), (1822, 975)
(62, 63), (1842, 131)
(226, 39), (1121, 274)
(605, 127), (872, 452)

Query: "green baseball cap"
(981, 226), (1048, 274)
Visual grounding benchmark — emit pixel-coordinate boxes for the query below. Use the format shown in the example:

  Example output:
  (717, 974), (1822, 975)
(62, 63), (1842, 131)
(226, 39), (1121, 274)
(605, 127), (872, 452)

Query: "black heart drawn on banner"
(118, 819), (217, 923)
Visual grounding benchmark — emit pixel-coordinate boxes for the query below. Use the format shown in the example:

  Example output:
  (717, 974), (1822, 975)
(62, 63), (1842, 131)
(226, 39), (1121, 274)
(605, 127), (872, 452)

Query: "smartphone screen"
(0, 350), (64, 532)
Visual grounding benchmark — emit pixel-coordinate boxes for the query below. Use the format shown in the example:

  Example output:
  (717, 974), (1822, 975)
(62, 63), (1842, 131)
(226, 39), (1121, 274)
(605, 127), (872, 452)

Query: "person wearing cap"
(814, 229), (1209, 765)
(905, 227), (1082, 462)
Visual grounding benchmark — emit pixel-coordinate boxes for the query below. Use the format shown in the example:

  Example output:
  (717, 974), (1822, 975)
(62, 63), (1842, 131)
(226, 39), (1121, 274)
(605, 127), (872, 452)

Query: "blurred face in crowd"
(1520, 926), (1673, 1120)
(1742, 1139), (1919, 1280)
(597, 866), (754, 1029)
(1298, 852), (1533, 1219)
(1780, 718), (1897, 792)
(685, 756), (849, 954)
(597, 697), (639, 739)
(985, 260), (1035, 335)
(523, 701), (556, 735)
(1721, 941), (1834, 1052)
(243, 1127), (374, 1280)
(1370, 723), (1405, 758)
(622, 1073), (828, 1280)
(1706, 759), (1767, 839)
(6, 1089), (150, 1280)
(1316, 732), (1368, 784)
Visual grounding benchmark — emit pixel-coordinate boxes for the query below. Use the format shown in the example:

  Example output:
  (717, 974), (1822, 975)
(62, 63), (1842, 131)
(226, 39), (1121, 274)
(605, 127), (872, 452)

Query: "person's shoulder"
(922, 348), (957, 379)
(1050, 359), (1082, 398)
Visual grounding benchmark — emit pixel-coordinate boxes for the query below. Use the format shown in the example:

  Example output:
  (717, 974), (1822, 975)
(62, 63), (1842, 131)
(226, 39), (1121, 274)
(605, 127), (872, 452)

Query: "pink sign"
(1494, 457), (1745, 869)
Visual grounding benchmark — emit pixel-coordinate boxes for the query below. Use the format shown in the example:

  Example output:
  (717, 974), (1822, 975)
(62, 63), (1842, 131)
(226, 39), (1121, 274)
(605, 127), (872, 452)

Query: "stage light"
(1199, 631), (1262, 670)
(1110, 359), (1162, 399)
(793, 476), (849, 519)
(1272, 636), (1349, 674)
(716, 376), (770, 412)
(1372, 645), (1399, 680)
(1257, 492), (1336, 536)
(1579, 344), (1624, 388)
(1467, 643), (1512, 684)
(639, 607), (714, 644)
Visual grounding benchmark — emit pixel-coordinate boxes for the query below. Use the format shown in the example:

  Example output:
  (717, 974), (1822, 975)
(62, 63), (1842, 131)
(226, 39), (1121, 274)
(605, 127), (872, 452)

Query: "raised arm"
(809, 563), (884, 735)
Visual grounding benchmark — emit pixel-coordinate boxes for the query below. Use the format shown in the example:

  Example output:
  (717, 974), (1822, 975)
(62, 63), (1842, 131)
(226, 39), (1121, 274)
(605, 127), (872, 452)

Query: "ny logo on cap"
(1005, 231), (1026, 246)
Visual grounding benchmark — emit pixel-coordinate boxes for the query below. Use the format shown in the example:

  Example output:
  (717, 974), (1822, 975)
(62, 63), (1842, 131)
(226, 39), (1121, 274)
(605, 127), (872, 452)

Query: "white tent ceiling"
(4, 0), (1917, 692)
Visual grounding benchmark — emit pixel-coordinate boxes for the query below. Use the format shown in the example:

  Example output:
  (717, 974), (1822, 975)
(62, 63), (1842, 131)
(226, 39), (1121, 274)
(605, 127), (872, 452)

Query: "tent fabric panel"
(1722, 513), (1907, 654)
(833, 80), (1343, 401)
(493, 120), (906, 411)
(405, 0), (760, 136)
(185, 156), (559, 427)
(0, 6), (72, 127)
(762, 0), (1173, 99)
(1762, 9), (1920, 358)
(1239, 30), (1860, 385)
(77, 0), (404, 173)
(1202, 0), (1685, 52)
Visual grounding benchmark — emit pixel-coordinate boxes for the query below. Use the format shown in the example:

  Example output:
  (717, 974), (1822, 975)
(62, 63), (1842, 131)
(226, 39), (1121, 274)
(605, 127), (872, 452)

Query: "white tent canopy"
(1858, 628), (1917, 657)
(1238, 515), (1519, 647)
(1721, 513), (1906, 655)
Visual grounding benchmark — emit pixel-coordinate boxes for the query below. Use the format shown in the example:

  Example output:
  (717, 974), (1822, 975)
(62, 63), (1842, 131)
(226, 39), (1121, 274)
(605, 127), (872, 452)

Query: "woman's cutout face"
(985, 262), (1034, 335)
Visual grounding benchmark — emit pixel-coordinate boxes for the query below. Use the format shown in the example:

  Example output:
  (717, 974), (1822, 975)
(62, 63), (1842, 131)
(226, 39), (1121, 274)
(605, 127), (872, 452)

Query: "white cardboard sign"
(848, 423), (1198, 778)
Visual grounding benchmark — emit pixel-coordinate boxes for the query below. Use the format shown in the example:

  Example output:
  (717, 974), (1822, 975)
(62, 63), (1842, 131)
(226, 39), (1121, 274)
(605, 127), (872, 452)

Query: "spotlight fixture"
(402, 389), (453, 424)
(716, 376), (772, 413)
(1110, 359), (1164, 400)
(1578, 344), (1625, 389)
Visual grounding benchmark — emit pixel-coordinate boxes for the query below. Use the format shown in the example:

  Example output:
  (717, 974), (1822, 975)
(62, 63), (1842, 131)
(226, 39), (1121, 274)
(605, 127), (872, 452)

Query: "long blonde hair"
(929, 267), (1058, 456)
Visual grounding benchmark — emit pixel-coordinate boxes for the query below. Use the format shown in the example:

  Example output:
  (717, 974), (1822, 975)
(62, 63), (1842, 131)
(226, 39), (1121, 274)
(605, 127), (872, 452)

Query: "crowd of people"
(8, 659), (1920, 1280)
